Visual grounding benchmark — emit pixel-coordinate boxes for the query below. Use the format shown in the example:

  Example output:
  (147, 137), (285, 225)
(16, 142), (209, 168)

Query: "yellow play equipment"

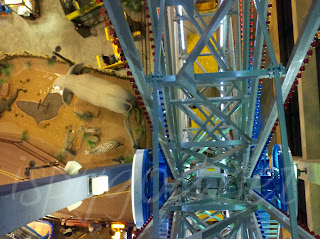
(195, 0), (218, 14)
(65, 0), (103, 21)
(196, 211), (224, 222)
(187, 32), (218, 74)
(97, 12), (145, 69)
(187, 32), (220, 132)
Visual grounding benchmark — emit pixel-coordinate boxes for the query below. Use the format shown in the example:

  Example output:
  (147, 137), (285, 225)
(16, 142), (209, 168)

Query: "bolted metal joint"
(147, 74), (164, 83)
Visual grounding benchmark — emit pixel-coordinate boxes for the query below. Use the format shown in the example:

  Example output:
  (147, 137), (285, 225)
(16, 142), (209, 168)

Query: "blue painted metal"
(100, 0), (320, 238)
(139, 148), (173, 225)
(142, 150), (152, 223)
(255, 210), (280, 239)
(242, 0), (268, 168)
(251, 190), (315, 239)
(152, 79), (160, 239)
(0, 164), (132, 236)
(252, 144), (288, 213)
(134, 148), (172, 226)
(272, 145), (287, 212)
(0, 3), (12, 14)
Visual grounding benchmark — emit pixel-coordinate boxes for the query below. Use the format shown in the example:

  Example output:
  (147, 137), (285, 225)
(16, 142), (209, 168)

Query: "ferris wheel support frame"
(102, 0), (320, 238)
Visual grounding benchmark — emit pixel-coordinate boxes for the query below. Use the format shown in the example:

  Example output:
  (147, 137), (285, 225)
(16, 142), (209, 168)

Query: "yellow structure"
(111, 223), (126, 239)
(187, 32), (219, 74)
(195, 0), (218, 14)
(187, 32), (220, 132)
(197, 211), (224, 222)
(66, 0), (104, 21)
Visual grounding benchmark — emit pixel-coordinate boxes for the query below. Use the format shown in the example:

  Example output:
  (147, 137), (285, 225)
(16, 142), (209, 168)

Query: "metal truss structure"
(102, 0), (320, 238)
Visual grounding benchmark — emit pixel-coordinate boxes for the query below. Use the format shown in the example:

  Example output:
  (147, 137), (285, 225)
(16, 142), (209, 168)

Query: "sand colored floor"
(0, 57), (149, 169)
(0, 57), (150, 222)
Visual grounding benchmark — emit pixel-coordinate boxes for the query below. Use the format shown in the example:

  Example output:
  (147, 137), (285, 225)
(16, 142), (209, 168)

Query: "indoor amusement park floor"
(0, 0), (112, 67)
(0, 0), (151, 225)
(0, 56), (150, 222)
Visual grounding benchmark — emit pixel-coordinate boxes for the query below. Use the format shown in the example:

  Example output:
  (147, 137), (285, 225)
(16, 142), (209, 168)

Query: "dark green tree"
(121, 0), (144, 11)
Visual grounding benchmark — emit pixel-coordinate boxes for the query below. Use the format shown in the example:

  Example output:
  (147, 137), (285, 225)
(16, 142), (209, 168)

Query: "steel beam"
(186, 212), (209, 228)
(177, 145), (247, 181)
(184, 216), (197, 234)
(136, 191), (180, 239)
(249, 0), (320, 175)
(170, 140), (245, 148)
(170, 201), (250, 211)
(152, 80), (160, 239)
(273, 69), (298, 239)
(170, 96), (243, 105)
(186, 205), (260, 239)
(253, 0), (278, 66)
(250, 190), (316, 239)
(225, 220), (244, 239)
(154, 0), (165, 74)
(194, 69), (271, 81)
(103, 0), (152, 114)
(243, 0), (268, 162)
(147, 0), (166, 74)
(175, 86), (251, 143)
(177, 0), (236, 82)
(179, 149), (236, 173)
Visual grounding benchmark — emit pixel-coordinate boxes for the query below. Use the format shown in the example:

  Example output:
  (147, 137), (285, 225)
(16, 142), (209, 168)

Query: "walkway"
(0, 0), (112, 67)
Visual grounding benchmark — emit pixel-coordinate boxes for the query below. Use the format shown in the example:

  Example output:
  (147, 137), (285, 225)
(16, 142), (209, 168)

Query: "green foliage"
(0, 79), (6, 84)
(79, 3), (96, 14)
(48, 58), (56, 66)
(135, 127), (144, 133)
(87, 139), (96, 149)
(75, 111), (94, 121)
(1, 62), (13, 77)
(82, 132), (89, 138)
(120, 0), (144, 11)
(82, 67), (91, 74)
(21, 130), (29, 141)
(124, 156), (133, 163)
(56, 150), (67, 163)
(24, 61), (32, 69)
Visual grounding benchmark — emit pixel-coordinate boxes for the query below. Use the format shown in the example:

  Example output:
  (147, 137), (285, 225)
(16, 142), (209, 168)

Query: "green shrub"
(24, 61), (32, 68)
(135, 127), (144, 133)
(75, 111), (94, 121)
(87, 139), (96, 149)
(124, 156), (133, 163)
(56, 150), (67, 163)
(1, 63), (13, 77)
(121, 0), (145, 11)
(48, 58), (56, 66)
(21, 130), (29, 141)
